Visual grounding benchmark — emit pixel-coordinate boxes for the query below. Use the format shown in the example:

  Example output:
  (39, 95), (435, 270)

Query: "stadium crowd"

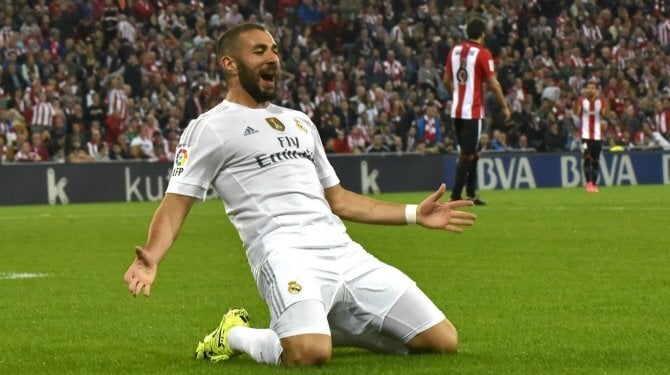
(1, 0), (670, 164)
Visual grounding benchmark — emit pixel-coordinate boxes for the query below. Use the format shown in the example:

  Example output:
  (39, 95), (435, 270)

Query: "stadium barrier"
(0, 150), (668, 205)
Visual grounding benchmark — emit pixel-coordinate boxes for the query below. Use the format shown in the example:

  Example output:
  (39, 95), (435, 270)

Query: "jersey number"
(456, 60), (469, 85)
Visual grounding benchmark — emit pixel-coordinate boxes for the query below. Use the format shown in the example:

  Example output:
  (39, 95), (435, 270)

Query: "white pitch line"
(493, 206), (668, 211)
(0, 212), (150, 221)
(0, 272), (49, 280)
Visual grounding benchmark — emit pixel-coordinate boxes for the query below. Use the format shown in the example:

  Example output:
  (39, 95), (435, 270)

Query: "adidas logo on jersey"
(244, 126), (259, 136)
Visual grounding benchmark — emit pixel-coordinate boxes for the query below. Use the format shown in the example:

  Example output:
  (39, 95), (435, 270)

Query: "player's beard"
(237, 60), (277, 103)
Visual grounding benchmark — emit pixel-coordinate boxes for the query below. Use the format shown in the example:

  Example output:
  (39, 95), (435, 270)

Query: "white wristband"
(405, 204), (418, 225)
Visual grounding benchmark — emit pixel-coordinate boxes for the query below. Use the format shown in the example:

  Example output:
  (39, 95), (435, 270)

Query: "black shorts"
(581, 139), (602, 160)
(453, 118), (483, 154)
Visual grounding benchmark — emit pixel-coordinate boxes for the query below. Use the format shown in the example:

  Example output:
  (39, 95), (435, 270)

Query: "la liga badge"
(172, 146), (190, 177)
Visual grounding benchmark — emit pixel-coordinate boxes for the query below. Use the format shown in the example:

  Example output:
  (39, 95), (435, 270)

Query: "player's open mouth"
(260, 72), (275, 83)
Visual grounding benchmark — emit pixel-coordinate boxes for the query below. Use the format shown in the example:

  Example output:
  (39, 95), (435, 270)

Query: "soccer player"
(574, 81), (609, 192)
(124, 23), (477, 367)
(443, 18), (511, 205)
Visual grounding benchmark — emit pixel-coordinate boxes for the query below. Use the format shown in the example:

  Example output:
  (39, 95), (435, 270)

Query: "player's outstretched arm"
(324, 183), (476, 233)
(124, 193), (196, 297)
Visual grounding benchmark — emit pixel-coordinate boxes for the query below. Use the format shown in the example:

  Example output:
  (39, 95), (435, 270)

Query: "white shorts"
(253, 242), (446, 349)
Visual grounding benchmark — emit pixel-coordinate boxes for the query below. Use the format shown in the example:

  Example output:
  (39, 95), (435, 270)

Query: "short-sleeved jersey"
(445, 41), (495, 119)
(578, 97), (606, 141)
(166, 100), (352, 266)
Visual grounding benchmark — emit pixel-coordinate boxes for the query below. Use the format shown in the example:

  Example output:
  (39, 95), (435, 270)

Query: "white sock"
(228, 326), (283, 365)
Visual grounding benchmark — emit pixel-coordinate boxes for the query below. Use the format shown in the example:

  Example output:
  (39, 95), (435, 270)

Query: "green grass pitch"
(1, 185), (669, 374)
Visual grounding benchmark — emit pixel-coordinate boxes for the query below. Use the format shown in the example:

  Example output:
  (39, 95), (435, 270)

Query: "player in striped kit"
(575, 81), (610, 193)
(443, 18), (511, 205)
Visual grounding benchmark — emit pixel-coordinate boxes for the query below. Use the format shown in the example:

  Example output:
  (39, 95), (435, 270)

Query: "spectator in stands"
(67, 137), (94, 163)
(107, 76), (128, 121)
(130, 124), (155, 160)
(1, 133), (12, 163)
(30, 91), (55, 135)
(416, 103), (443, 149)
(122, 53), (143, 100)
(14, 139), (41, 162)
(491, 130), (513, 152)
(1, 63), (25, 97)
(182, 84), (205, 127)
(634, 120), (659, 148)
(152, 130), (169, 162)
(110, 137), (132, 160)
(20, 53), (40, 86)
(653, 99), (670, 140)
(404, 125), (419, 153)
(417, 57), (442, 93)
(347, 125), (368, 154)
(328, 129), (349, 154)
(85, 92), (105, 125)
(479, 133), (493, 151)
(86, 128), (104, 159)
(544, 120), (567, 152)
(297, 0), (323, 26)
(31, 131), (50, 161)
(383, 49), (405, 89)
(366, 132), (391, 153)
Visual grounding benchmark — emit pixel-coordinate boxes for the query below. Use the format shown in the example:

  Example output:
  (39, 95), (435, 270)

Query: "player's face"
(235, 30), (280, 103)
(585, 83), (596, 98)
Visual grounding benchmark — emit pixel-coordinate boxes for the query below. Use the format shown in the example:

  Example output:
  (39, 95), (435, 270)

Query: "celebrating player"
(123, 23), (477, 367)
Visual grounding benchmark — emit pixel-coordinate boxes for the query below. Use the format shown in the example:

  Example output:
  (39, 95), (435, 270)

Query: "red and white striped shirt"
(31, 101), (56, 127)
(578, 96), (606, 140)
(107, 88), (128, 119)
(657, 19), (670, 47)
(445, 41), (495, 119)
(383, 59), (404, 88)
(654, 110), (670, 135)
(0, 26), (13, 48)
(329, 90), (345, 108)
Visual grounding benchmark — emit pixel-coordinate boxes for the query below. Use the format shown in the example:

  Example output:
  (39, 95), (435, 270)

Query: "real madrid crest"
(288, 281), (302, 294)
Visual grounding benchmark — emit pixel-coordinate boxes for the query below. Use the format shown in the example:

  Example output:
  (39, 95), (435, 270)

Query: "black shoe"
(466, 195), (486, 205)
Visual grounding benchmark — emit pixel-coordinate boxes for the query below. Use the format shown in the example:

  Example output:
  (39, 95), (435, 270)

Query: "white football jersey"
(166, 100), (351, 266)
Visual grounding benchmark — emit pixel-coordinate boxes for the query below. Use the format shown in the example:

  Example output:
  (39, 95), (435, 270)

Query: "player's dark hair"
(466, 18), (487, 40)
(216, 22), (268, 62)
(585, 79), (599, 89)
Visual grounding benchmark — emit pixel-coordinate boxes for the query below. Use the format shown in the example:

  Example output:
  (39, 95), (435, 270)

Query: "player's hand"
(503, 106), (512, 122)
(417, 184), (477, 233)
(123, 246), (157, 297)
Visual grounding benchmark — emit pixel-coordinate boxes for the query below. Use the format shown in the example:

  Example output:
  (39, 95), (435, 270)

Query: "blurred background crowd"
(1, 0), (670, 164)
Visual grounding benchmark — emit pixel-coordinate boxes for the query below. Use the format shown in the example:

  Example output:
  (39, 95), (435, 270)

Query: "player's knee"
(428, 325), (458, 353)
(436, 330), (459, 354)
(407, 320), (458, 354)
(281, 339), (331, 367)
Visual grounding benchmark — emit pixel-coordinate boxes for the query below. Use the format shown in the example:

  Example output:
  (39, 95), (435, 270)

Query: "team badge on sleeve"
(294, 119), (308, 133)
(172, 146), (190, 177)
